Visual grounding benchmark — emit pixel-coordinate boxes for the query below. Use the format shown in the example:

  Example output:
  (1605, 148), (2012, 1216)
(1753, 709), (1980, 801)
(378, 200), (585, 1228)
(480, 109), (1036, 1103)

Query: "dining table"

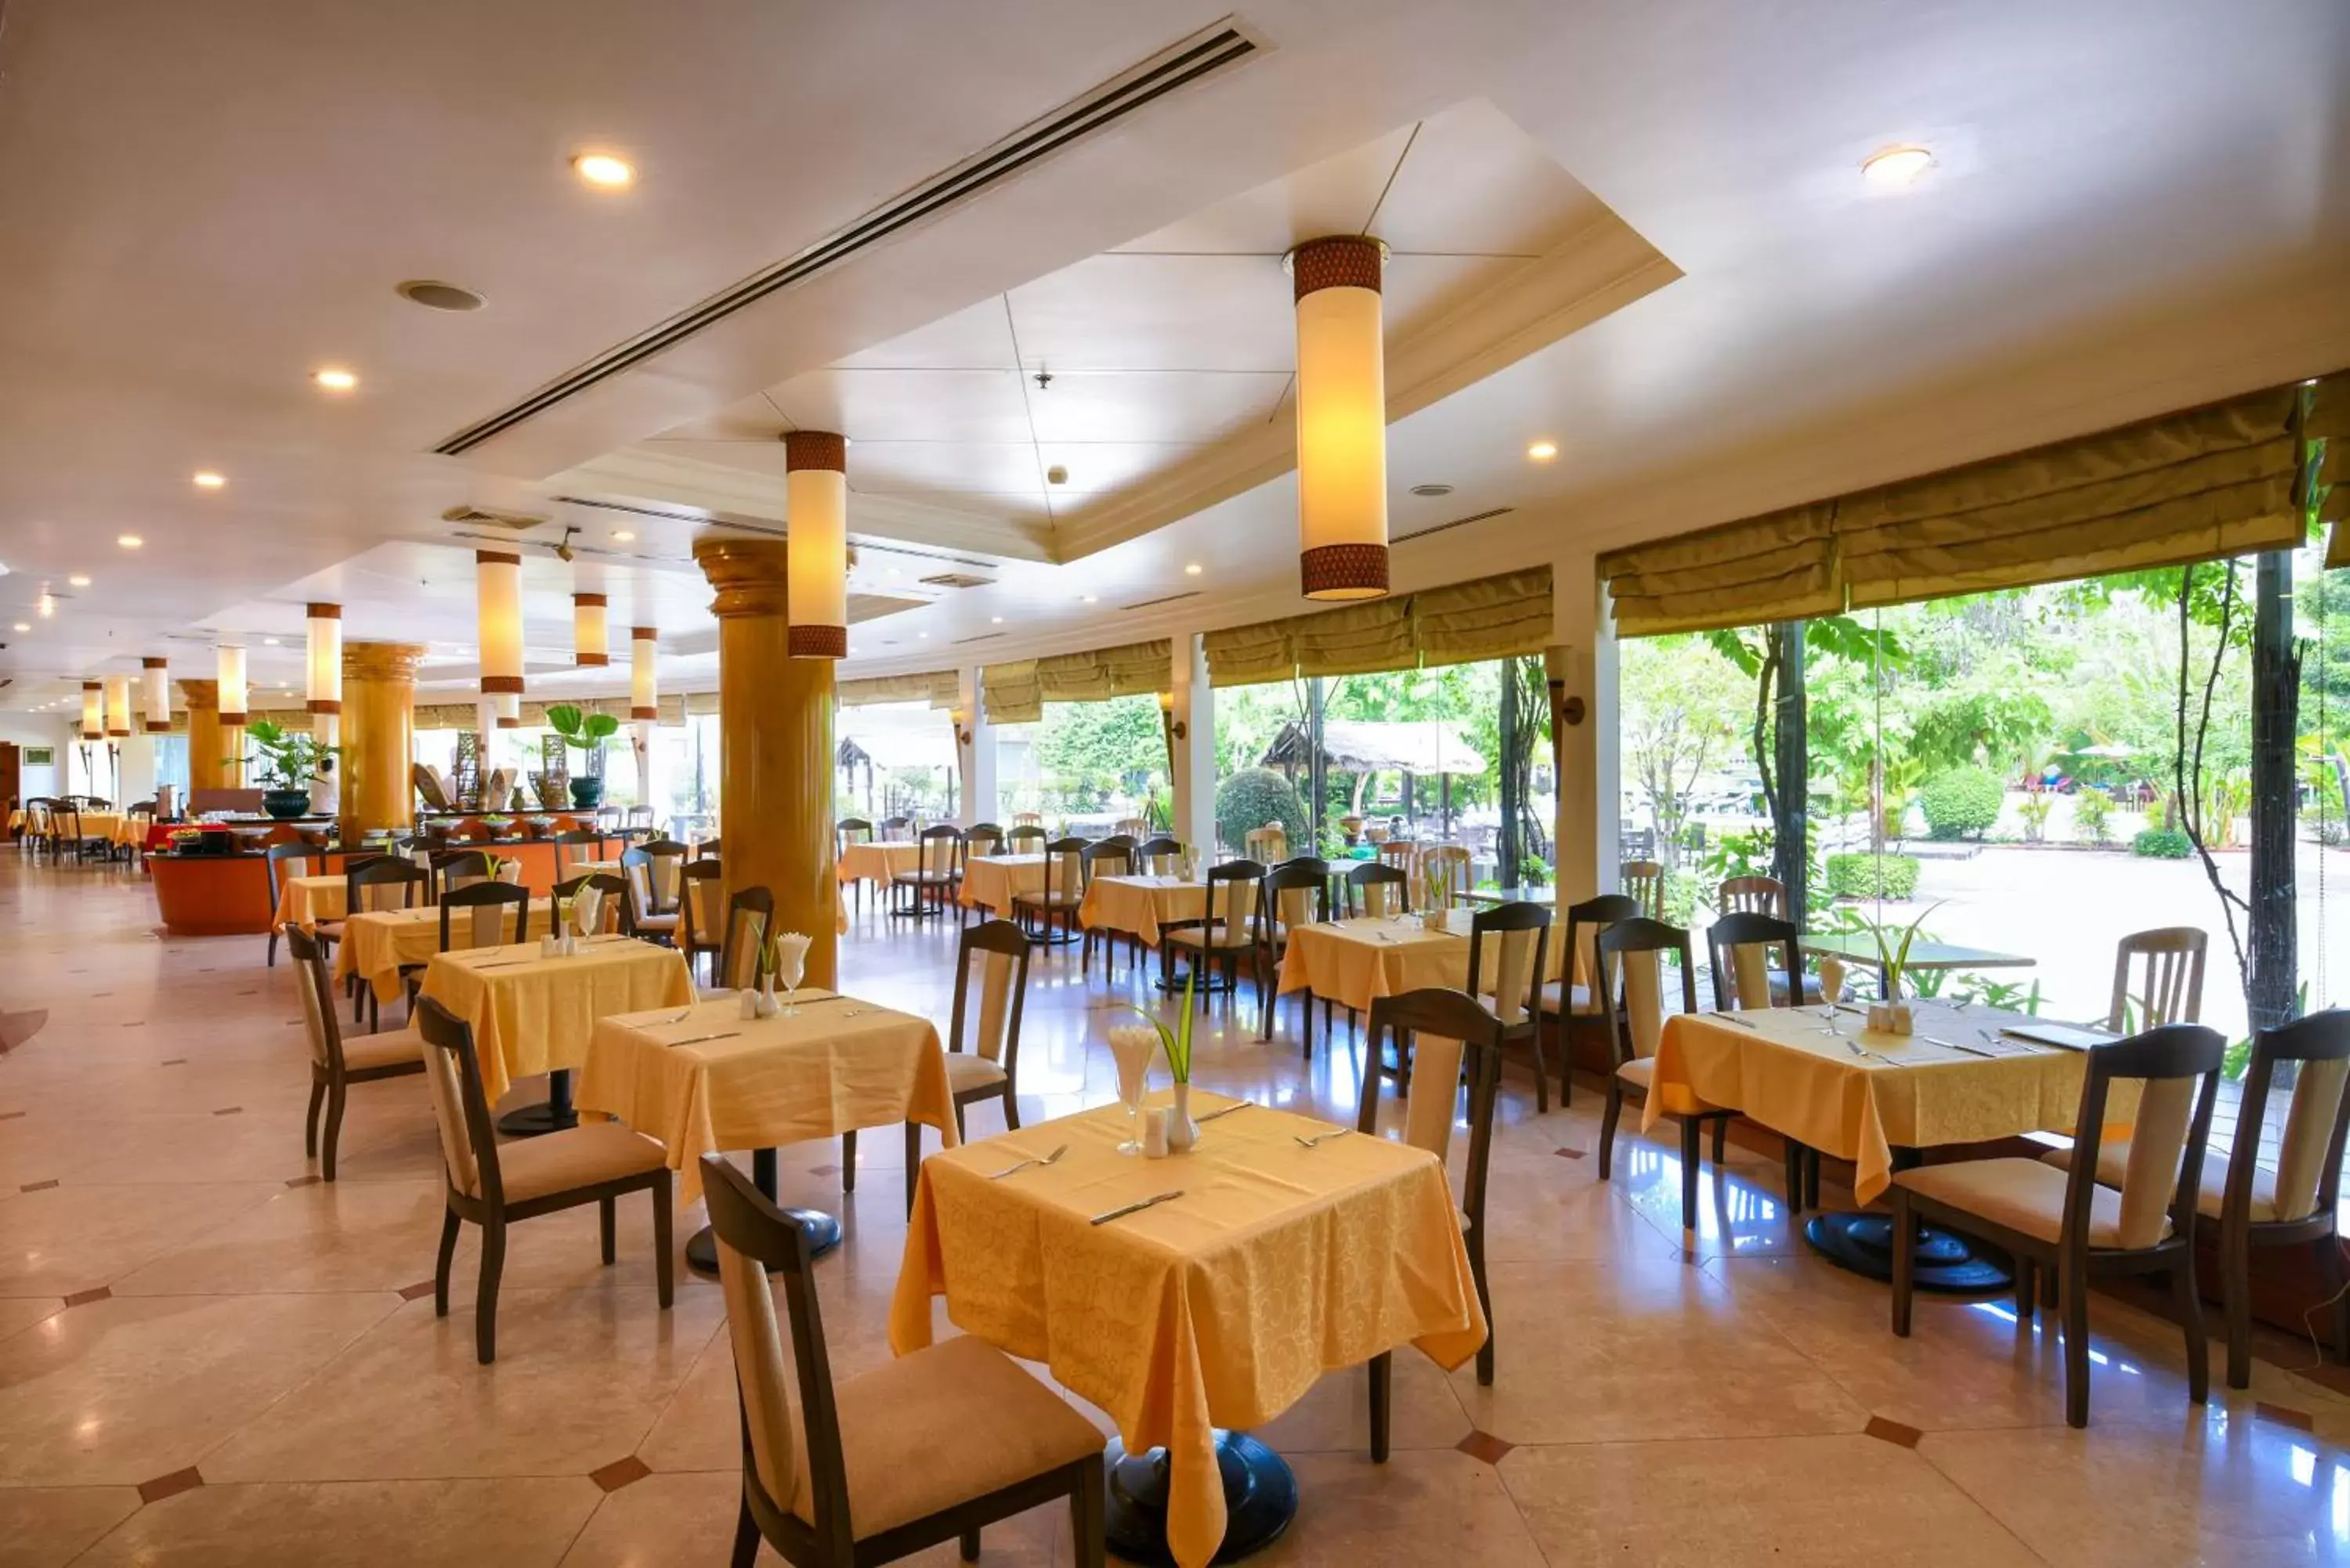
(1274, 907), (1555, 1051)
(578, 986), (960, 1266)
(1799, 930), (2035, 996)
(958, 851), (1047, 916)
(273, 873), (349, 931)
(891, 1089), (1486, 1568)
(835, 839), (922, 887)
(418, 935), (692, 1136)
(331, 899), (555, 1004)
(1645, 996), (2129, 1290)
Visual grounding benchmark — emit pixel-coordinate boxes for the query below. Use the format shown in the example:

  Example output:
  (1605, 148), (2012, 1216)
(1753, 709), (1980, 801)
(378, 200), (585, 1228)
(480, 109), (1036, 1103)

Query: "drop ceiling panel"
(649, 393), (791, 443)
(834, 297), (1020, 370)
(866, 489), (1053, 526)
(1110, 124), (1415, 255)
(849, 440), (1044, 496)
(1369, 99), (1611, 255)
(1021, 370), (1291, 443)
(767, 367), (1032, 443)
(1007, 253), (1296, 372)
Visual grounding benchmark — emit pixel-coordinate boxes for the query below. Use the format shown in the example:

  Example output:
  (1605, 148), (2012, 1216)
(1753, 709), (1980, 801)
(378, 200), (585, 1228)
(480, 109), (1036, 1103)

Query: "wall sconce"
(1157, 691), (1188, 743)
(950, 707), (973, 747)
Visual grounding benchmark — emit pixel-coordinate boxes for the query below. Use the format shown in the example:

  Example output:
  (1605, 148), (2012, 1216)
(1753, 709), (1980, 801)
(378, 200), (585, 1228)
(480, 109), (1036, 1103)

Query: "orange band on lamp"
(216, 645), (248, 726)
(306, 602), (343, 714)
(631, 626), (658, 720)
(142, 657), (172, 733)
(783, 430), (849, 659)
(573, 592), (609, 667)
(81, 681), (103, 740)
(475, 550), (524, 703)
(104, 676), (131, 737)
(1289, 235), (1390, 602)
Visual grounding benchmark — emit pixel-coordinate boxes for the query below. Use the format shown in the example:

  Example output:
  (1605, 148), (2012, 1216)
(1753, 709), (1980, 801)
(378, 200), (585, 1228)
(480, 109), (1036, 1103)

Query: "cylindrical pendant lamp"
(306, 603), (342, 716)
(573, 593), (609, 667)
(475, 550), (524, 710)
(142, 657), (171, 733)
(1288, 235), (1390, 601)
(631, 627), (658, 720)
(217, 645), (248, 726)
(784, 431), (849, 658)
(104, 676), (131, 738)
(81, 681), (103, 740)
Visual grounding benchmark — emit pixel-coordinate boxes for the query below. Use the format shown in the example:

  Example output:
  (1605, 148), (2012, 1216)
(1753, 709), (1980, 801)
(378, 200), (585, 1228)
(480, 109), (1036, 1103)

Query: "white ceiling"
(1, 0), (2345, 716)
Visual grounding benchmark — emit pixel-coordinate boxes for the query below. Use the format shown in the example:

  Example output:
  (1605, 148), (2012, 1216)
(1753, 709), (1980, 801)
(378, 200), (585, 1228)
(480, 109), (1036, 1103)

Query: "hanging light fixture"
(141, 657), (171, 733)
(306, 602), (342, 760)
(103, 676), (131, 738)
(783, 430), (848, 658)
(1286, 235), (1390, 601)
(80, 680), (103, 740)
(631, 626), (658, 719)
(216, 645), (248, 726)
(573, 592), (609, 667)
(475, 549), (524, 723)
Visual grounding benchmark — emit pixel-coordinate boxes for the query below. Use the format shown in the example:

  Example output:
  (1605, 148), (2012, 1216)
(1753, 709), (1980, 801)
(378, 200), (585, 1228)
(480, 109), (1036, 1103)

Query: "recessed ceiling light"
(191, 472), (225, 490)
(1861, 145), (1934, 187)
(67, 574), (89, 587)
(1081, 594), (1098, 603)
(10, 623), (26, 633)
(397, 279), (486, 312)
(612, 529), (635, 542)
(1526, 441), (1558, 462)
(262, 637), (281, 646)
(573, 153), (634, 189)
(118, 534), (143, 548)
(313, 367), (358, 392)
(1184, 563), (1203, 576)
(918, 632), (929, 640)
(1409, 482), (1455, 498)
(991, 616), (1004, 624)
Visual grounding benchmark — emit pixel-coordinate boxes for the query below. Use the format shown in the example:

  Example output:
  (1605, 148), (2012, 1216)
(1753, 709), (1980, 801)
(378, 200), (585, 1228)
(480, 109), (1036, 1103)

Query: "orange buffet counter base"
(145, 836), (632, 938)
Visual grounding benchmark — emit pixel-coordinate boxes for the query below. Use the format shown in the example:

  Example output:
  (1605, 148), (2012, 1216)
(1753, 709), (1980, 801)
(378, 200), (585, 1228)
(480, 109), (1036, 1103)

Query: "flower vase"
(1167, 1082), (1198, 1151)
(756, 977), (780, 1019)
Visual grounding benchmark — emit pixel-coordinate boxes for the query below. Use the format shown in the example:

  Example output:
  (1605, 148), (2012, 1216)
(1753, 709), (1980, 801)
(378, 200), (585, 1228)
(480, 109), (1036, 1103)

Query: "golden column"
(695, 537), (838, 987)
(179, 680), (234, 794)
(339, 641), (425, 844)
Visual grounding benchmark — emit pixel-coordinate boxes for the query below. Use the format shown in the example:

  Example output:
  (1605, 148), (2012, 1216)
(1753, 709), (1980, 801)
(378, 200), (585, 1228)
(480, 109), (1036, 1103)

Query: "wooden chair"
(1423, 844), (1472, 909)
(1078, 836), (1136, 977)
(430, 847), (496, 904)
(678, 858), (726, 985)
(1620, 858), (1666, 920)
(1893, 1022), (2225, 1427)
(1254, 858), (1332, 1052)
(1374, 839), (1418, 876)
(1716, 874), (1787, 918)
(1467, 901), (1554, 1112)
(1112, 815), (1149, 839)
(1137, 835), (1183, 875)
(1004, 823), (1047, 854)
(121, 800), (155, 862)
(836, 818), (876, 918)
(548, 829), (606, 883)
(339, 857), (431, 1027)
(1705, 911), (1820, 1208)
(1343, 860), (1408, 918)
(1538, 893), (1640, 1111)
(1358, 988), (1504, 1436)
(1010, 810), (1043, 828)
(1013, 836), (1086, 947)
(439, 880), (530, 953)
(286, 927), (424, 1181)
(700, 1154), (1106, 1568)
(960, 825), (1006, 926)
(262, 841), (316, 967)
(891, 825), (964, 920)
(1159, 859), (1262, 1008)
(940, 919), (1030, 1140)
(1596, 917), (1737, 1232)
(1242, 823), (1288, 865)
(715, 885), (775, 993)
(413, 995), (674, 1364)
(2105, 927), (2207, 1030)
(622, 841), (690, 944)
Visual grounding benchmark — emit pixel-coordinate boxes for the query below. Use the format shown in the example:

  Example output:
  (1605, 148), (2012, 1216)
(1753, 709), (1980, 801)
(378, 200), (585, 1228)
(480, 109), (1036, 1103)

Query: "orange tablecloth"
(836, 840), (921, 886)
(959, 853), (1046, 914)
(418, 938), (692, 1105)
(891, 1093), (1485, 1568)
(579, 988), (960, 1207)
(331, 900), (554, 1003)
(274, 873), (346, 930)
(1076, 874), (1208, 948)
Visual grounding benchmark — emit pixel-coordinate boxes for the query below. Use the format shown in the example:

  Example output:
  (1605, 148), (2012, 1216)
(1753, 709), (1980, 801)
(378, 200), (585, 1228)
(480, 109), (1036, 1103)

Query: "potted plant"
(1120, 967), (1199, 1150)
(241, 718), (336, 818)
(1867, 901), (1943, 1035)
(544, 703), (620, 809)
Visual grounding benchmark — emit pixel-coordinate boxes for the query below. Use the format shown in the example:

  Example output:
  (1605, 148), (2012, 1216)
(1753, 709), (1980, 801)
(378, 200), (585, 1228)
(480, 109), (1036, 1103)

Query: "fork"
(987, 1143), (1068, 1180)
(1294, 1129), (1352, 1150)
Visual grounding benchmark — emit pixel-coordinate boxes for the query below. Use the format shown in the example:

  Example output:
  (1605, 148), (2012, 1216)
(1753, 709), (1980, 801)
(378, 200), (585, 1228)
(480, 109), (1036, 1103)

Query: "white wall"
(0, 715), (73, 801)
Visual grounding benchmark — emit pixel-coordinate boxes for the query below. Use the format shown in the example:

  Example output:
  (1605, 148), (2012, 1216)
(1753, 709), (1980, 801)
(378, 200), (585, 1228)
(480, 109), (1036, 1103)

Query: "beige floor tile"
(1256, 1348), (1471, 1456)
(1502, 1433), (2043, 1566)
(74, 1477), (602, 1567)
(0, 1292), (401, 1485)
(634, 1332), (745, 1475)
(111, 1181), (449, 1296)
(0, 1297), (63, 1342)
(0, 1181), (282, 1297)
(0, 1484), (142, 1568)
(1246, 1447), (1549, 1566)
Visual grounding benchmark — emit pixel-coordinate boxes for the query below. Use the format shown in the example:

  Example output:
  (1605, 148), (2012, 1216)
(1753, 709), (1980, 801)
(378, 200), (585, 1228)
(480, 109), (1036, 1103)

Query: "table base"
(682, 1148), (843, 1272)
(496, 1070), (578, 1138)
(1104, 1432), (1296, 1566)
(1806, 1211), (2014, 1293)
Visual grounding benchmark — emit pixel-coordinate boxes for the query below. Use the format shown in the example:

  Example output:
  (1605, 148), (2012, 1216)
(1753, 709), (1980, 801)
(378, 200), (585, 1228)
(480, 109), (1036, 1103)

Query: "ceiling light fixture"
(475, 550), (525, 728)
(1081, 594), (1098, 603)
(304, 606), (341, 741)
(262, 636), (281, 646)
(1287, 235), (1390, 602)
(783, 431), (849, 659)
(118, 535), (143, 549)
(1184, 563), (1203, 576)
(11, 623), (27, 633)
(313, 367), (358, 392)
(1861, 145), (1934, 187)
(573, 591), (609, 667)
(67, 574), (89, 587)
(612, 529), (636, 542)
(631, 626), (659, 721)
(1526, 440), (1558, 462)
(991, 616), (1004, 624)
(573, 153), (634, 189)
(191, 472), (225, 490)
(396, 280), (485, 312)
(1409, 482), (1454, 498)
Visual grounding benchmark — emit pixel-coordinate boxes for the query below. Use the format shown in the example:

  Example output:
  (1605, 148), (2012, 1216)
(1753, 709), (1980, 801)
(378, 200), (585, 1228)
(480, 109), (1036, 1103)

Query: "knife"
(665, 1031), (741, 1048)
(1090, 1190), (1183, 1225)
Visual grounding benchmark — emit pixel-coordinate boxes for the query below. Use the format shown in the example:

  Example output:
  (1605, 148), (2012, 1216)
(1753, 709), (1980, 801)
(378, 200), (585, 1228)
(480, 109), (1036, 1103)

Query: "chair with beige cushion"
(2043, 1007), (2350, 1389)
(1620, 858), (1666, 920)
(2104, 926), (2207, 1030)
(1705, 911), (1820, 1210)
(892, 824), (966, 921)
(1538, 893), (1640, 1111)
(715, 884), (774, 994)
(1596, 917), (1737, 1233)
(338, 856), (430, 1028)
(702, 1154), (1106, 1568)
(1242, 822), (1288, 865)
(439, 880), (530, 953)
(1374, 838), (1417, 875)
(622, 840), (690, 944)
(1078, 836), (1136, 977)
(1253, 857), (1332, 1051)
(1343, 860), (1408, 919)
(286, 927), (424, 1182)
(1012, 836), (1086, 947)
(1137, 834), (1183, 876)
(413, 995), (674, 1364)
(554, 871), (630, 939)
(678, 858), (725, 985)
(429, 847), (497, 904)
(1466, 900), (1553, 1113)
(1892, 1022), (2224, 1427)
(1159, 859), (1262, 1008)
(938, 918), (1030, 1140)
(262, 840), (316, 968)
(1356, 987), (1504, 1429)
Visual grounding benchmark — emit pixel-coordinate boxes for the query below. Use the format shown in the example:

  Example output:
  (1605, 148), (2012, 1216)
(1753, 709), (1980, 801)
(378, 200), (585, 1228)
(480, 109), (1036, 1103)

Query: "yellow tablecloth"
(1645, 1001), (2131, 1205)
(42, 811), (125, 845)
(1076, 875), (1208, 948)
(891, 1093), (1485, 1568)
(836, 841), (922, 886)
(274, 873), (347, 930)
(578, 988), (960, 1208)
(331, 900), (554, 1003)
(1275, 910), (1483, 1013)
(959, 853), (1046, 914)
(418, 938), (692, 1106)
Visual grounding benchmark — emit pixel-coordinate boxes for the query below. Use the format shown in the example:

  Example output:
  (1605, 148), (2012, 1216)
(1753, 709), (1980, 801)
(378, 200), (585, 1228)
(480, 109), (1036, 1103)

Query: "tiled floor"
(5, 854), (2350, 1565)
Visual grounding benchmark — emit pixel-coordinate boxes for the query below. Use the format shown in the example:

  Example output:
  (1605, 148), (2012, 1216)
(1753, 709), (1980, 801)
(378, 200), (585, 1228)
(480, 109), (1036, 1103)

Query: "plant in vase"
(243, 718), (339, 818)
(1867, 901), (1943, 1035)
(1121, 967), (1198, 1151)
(545, 703), (620, 809)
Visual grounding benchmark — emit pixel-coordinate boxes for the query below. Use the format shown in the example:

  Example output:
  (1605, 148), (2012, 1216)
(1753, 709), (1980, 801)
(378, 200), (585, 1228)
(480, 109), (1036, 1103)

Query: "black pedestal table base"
(1805, 1211), (2013, 1293)
(684, 1147), (842, 1273)
(1103, 1432), (1296, 1566)
(496, 1068), (579, 1137)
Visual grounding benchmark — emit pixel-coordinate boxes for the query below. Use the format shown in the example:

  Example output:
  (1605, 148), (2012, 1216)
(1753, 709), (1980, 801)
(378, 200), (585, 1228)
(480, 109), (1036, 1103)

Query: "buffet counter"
(145, 834), (634, 937)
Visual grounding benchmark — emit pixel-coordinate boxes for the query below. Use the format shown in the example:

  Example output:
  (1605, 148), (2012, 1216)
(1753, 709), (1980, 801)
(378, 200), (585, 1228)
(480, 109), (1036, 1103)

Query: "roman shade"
(1292, 599), (1414, 678)
(1202, 567), (1556, 685)
(2313, 376), (2350, 568)
(1199, 620), (1297, 686)
(1598, 505), (1841, 637)
(1035, 638), (1171, 702)
(982, 661), (1041, 726)
(837, 670), (959, 710)
(410, 695), (689, 731)
(1415, 566), (1556, 667)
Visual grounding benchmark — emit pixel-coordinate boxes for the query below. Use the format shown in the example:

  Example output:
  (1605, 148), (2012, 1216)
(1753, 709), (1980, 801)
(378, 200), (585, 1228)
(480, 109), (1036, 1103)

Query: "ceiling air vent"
(434, 20), (1264, 456)
(951, 631), (1005, 646)
(1122, 590), (1201, 611)
(920, 572), (996, 591)
(1394, 506), (1514, 543)
(442, 505), (548, 531)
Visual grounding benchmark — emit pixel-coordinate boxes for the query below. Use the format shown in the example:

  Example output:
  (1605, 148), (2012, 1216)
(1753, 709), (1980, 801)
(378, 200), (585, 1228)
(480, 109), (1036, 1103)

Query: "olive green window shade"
(981, 661), (1041, 726)
(1598, 505), (1841, 638)
(1414, 566), (1556, 667)
(1035, 639), (1172, 702)
(836, 670), (959, 710)
(1201, 566), (1555, 685)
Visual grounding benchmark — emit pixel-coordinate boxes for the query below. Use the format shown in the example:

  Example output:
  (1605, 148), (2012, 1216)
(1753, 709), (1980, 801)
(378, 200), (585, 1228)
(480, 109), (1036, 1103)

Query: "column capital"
(343, 641), (426, 683)
(177, 678), (219, 711)
(695, 537), (791, 619)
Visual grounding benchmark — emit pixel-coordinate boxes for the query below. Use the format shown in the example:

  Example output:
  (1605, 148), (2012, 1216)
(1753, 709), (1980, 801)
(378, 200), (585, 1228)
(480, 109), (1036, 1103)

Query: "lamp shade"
(493, 693), (519, 730)
(631, 627), (658, 720)
(104, 676), (131, 737)
(306, 602), (342, 714)
(1289, 235), (1390, 602)
(81, 681), (103, 740)
(784, 431), (848, 658)
(216, 645), (248, 726)
(573, 593), (609, 667)
(142, 657), (171, 733)
(475, 550), (524, 702)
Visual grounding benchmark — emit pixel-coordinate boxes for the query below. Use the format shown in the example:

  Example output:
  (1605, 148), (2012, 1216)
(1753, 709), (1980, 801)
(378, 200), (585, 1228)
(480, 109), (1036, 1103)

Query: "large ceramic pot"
(569, 775), (606, 809)
(262, 789), (311, 820)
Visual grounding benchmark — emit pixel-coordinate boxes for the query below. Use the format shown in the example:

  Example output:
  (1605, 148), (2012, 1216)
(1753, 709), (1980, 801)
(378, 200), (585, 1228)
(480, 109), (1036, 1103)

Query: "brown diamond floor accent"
(21, 1179), (58, 1193)
(397, 1280), (438, 1302)
(1864, 1415), (1923, 1448)
(212, 1107), (243, 1117)
(285, 1175), (322, 1189)
(137, 1467), (204, 1505)
(811, 1165), (842, 1177)
(1455, 1429), (1514, 1465)
(2255, 1402), (2315, 1432)
(1553, 1147), (1586, 1160)
(63, 1286), (113, 1309)
(0, 1110), (24, 1122)
(160, 1059), (186, 1067)
(590, 1456), (652, 1493)
(121, 1021), (144, 1028)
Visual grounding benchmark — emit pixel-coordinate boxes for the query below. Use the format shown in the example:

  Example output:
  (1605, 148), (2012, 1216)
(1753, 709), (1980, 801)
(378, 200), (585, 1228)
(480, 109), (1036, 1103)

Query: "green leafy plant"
(2131, 826), (2193, 859)
(1824, 851), (1920, 900)
(2017, 790), (2053, 844)
(1871, 901), (1944, 1001)
(2073, 788), (2112, 844)
(544, 703), (621, 769)
(1214, 768), (1307, 858)
(1124, 966), (1198, 1082)
(1950, 974), (2043, 1015)
(1919, 766), (2004, 840)
(240, 717), (338, 792)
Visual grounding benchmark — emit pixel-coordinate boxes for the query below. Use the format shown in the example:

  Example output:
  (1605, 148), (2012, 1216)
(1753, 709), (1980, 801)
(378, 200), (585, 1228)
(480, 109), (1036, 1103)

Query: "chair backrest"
(554, 872), (630, 938)
(1113, 815), (1149, 839)
(411, 995), (506, 1205)
(264, 840), (316, 901)
(1344, 861), (1408, 918)
(1423, 845), (1472, 909)
(1012, 811), (1043, 828)
(1006, 823), (1047, 853)
(917, 824), (965, 880)
(700, 1152), (853, 1549)
(1620, 859), (1666, 921)
(1260, 857), (1331, 938)
(1375, 839), (1417, 873)
(950, 919), (1031, 1069)
(439, 880), (530, 952)
(1082, 836), (1133, 882)
(1043, 836), (1087, 901)
(284, 926), (349, 1076)
(1596, 917), (1697, 1064)
(431, 847), (496, 903)
(1467, 901), (1551, 1027)
(1138, 836), (1183, 876)
(1357, 988), (1505, 1230)
(719, 885), (775, 991)
(549, 829), (603, 880)
(696, 836), (721, 858)
(624, 840), (690, 917)
(2062, 1023), (2226, 1252)
(679, 858), (725, 951)
(1200, 859), (1262, 938)
(1243, 823), (1288, 863)
(346, 854), (428, 914)
(1705, 911), (1800, 1012)
(837, 818), (873, 854)
(880, 815), (915, 840)
(624, 804), (656, 829)
(2230, 1009), (2350, 1227)
(2109, 927), (2207, 1031)
(965, 822), (1005, 859)
(1717, 875), (1787, 919)
(1562, 894), (1640, 1015)
(56, 802), (81, 839)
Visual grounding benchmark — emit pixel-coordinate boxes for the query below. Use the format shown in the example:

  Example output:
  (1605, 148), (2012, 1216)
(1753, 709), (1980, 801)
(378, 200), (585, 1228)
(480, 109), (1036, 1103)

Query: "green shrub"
(2132, 826), (2193, 859)
(1215, 768), (1307, 858)
(1920, 767), (2004, 840)
(1824, 851), (1921, 900)
(2073, 788), (2112, 844)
